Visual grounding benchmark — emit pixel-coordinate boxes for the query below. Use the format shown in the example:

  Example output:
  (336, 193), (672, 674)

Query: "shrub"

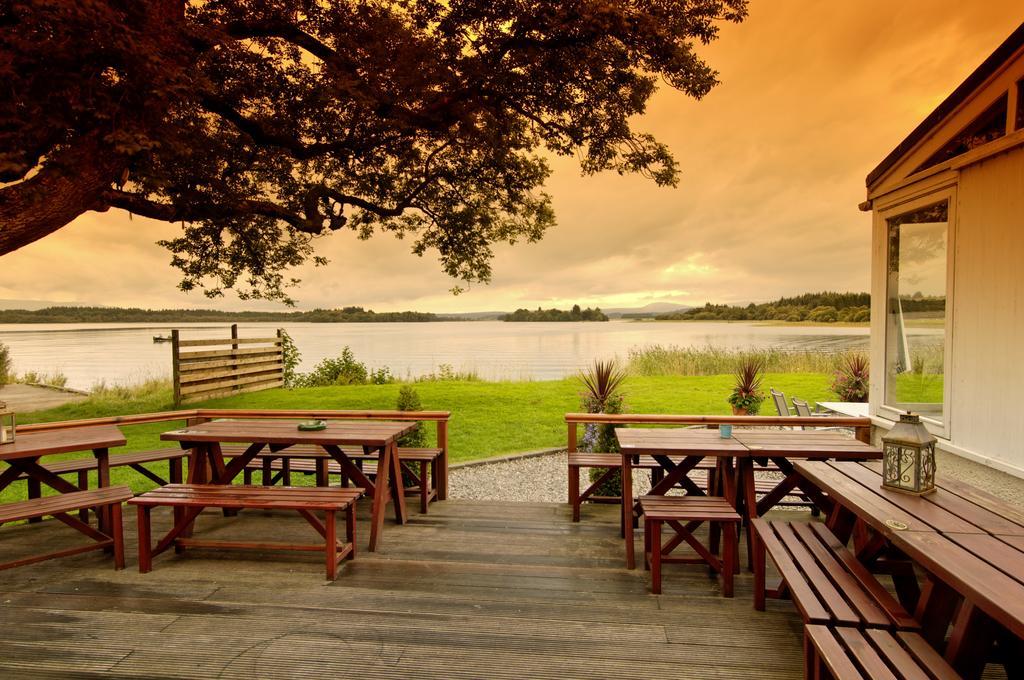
(0, 341), (10, 385)
(278, 330), (302, 388)
(727, 355), (765, 414)
(296, 346), (368, 386)
(807, 305), (838, 323)
(831, 352), (869, 402)
(369, 367), (395, 385)
(414, 363), (480, 382)
(396, 385), (428, 448)
(19, 369), (69, 388)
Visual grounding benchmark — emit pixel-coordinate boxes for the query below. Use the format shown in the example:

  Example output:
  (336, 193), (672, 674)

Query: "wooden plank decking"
(0, 501), (814, 679)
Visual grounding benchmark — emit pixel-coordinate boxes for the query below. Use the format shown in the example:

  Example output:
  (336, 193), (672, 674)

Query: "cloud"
(1, 1), (1019, 313)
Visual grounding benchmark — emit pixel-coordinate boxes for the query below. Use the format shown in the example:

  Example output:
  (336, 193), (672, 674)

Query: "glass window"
(885, 200), (948, 422)
(915, 94), (1008, 174)
(1016, 78), (1024, 131)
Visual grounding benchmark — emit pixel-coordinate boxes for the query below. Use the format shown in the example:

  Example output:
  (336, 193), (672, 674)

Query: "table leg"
(738, 458), (757, 570)
(368, 443), (393, 552)
(325, 510), (338, 581)
(915, 577), (962, 649)
(622, 453), (635, 570)
(388, 441), (408, 524)
(945, 602), (998, 680)
(94, 448), (111, 535)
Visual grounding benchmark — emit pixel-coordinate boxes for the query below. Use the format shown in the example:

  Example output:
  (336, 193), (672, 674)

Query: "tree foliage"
(501, 305), (607, 322)
(658, 292), (872, 323)
(1, 0), (747, 303)
(0, 305), (440, 324)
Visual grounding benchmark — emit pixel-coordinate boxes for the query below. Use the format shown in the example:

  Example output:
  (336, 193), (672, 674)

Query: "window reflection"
(885, 201), (947, 422)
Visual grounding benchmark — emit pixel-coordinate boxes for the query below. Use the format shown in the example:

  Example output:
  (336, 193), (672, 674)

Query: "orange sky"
(1, 1), (1021, 313)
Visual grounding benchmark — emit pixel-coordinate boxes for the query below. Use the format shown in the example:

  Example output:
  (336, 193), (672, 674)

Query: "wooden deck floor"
(1, 500), (813, 678)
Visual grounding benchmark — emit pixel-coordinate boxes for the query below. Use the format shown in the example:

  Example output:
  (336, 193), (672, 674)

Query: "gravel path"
(450, 451), (715, 503)
(450, 448), (1024, 508)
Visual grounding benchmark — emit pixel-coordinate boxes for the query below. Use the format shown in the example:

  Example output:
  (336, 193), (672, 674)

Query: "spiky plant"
(579, 359), (628, 414)
(831, 352), (870, 402)
(727, 355), (766, 415)
(578, 359), (628, 497)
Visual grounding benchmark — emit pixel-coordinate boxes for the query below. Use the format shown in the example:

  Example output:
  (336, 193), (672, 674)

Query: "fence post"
(171, 329), (181, 406)
(230, 324), (239, 397)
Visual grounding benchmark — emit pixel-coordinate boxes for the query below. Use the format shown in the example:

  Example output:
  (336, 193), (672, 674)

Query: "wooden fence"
(172, 325), (284, 405)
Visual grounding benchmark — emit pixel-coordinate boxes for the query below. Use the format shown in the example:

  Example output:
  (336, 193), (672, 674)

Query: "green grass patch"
(893, 373), (944, 404)
(8, 373), (832, 502)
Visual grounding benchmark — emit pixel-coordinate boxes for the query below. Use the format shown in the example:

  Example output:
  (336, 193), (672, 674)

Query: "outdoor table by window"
(614, 428), (881, 570)
(794, 459), (1024, 679)
(161, 419), (415, 552)
(0, 424), (126, 534)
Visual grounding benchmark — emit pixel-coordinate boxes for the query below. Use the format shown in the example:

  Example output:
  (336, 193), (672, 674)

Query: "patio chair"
(770, 388), (790, 417)
(792, 397), (846, 432)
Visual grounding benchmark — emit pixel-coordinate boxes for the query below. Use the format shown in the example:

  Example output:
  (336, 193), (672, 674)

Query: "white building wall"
(946, 149), (1024, 475)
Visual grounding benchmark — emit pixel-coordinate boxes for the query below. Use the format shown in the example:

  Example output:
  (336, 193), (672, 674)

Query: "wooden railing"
(19, 409), (452, 498)
(172, 325), (284, 405)
(564, 413), (874, 451)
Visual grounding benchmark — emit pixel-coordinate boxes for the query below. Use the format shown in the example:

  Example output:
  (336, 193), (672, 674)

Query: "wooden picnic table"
(614, 428), (881, 570)
(161, 419), (415, 552)
(0, 424), (126, 534)
(795, 460), (1024, 679)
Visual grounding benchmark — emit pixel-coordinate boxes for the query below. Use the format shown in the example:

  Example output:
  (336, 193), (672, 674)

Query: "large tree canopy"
(1, 0), (747, 302)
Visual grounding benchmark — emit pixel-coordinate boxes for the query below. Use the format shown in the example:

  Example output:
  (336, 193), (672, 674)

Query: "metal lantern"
(0, 401), (14, 445)
(882, 412), (936, 495)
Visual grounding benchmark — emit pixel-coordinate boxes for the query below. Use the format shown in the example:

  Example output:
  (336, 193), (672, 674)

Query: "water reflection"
(0, 319), (901, 391)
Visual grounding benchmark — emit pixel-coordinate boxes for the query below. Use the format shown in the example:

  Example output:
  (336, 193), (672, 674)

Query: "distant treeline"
(0, 306), (443, 324)
(501, 305), (608, 322)
(657, 292), (873, 323)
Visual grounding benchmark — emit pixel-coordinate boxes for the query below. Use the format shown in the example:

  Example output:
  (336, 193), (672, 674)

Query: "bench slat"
(806, 626), (959, 680)
(0, 487), (132, 523)
(774, 521), (861, 625)
(16, 448), (190, 476)
(836, 627), (900, 680)
(808, 523), (918, 630)
(862, 630), (933, 680)
(790, 522), (892, 628)
(128, 484), (361, 511)
(751, 518), (832, 624)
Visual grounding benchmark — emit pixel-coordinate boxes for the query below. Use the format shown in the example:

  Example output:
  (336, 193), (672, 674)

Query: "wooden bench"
(640, 495), (740, 596)
(128, 484), (363, 580)
(0, 486), (131, 571)
(225, 444), (441, 513)
(752, 519), (919, 630)
(19, 448), (187, 523)
(804, 625), (959, 680)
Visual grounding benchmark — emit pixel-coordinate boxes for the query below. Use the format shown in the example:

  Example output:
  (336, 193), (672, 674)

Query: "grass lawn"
(8, 373), (833, 501)
(893, 373), (944, 404)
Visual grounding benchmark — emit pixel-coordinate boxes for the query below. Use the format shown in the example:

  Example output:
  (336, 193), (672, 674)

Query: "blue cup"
(719, 424), (733, 438)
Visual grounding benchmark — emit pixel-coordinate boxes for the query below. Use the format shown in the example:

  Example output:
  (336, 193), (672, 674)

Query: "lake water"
(0, 320), (882, 391)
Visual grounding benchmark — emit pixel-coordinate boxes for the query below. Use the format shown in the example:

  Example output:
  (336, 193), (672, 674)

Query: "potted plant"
(579, 359), (627, 496)
(727, 356), (765, 415)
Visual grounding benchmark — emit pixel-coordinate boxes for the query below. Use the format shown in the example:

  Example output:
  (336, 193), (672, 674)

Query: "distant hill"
(0, 306), (446, 324)
(606, 303), (691, 319)
(656, 292), (871, 323)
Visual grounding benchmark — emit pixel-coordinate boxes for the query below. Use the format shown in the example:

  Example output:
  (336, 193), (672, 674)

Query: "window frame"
(877, 188), (957, 438)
